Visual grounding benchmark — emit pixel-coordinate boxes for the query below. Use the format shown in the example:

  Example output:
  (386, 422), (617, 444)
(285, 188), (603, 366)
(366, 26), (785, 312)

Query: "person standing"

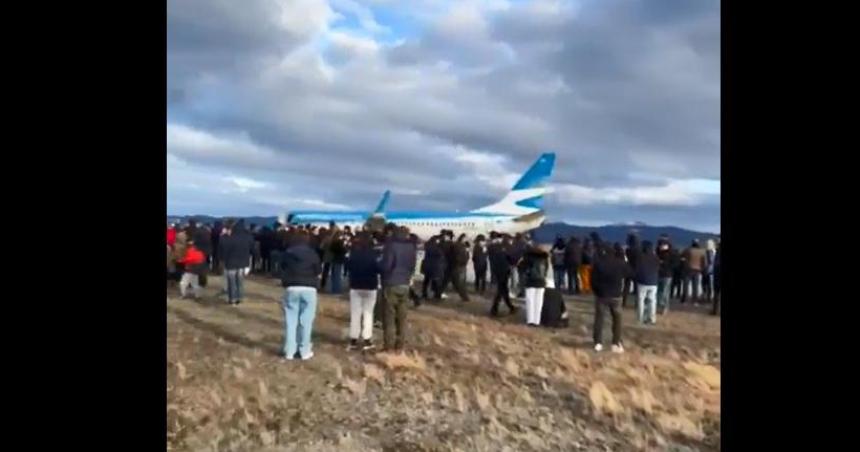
(564, 236), (582, 295)
(711, 242), (720, 316)
(551, 235), (567, 291)
(704, 239), (717, 302)
(656, 236), (674, 314)
(472, 235), (489, 295)
(380, 226), (417, 351)
(422, 235), (445, 301)
(489, 233), (517, 316)
(682, 240), (707, 305)
(634, 241), (660, 324)
(219, 220), (255, 305)
(177, 240), (206, 300)
(210, 221), (223, 274)
(346, 233), (381, 351)
(439, 230), (455, 296)
(579, 239), (594, 295)
(279, 231), (322, 360)
(671, 245), (684, 300)
(172, 227), (189, 283)
(515, 234), (530, 299)
(622, 233), (640, 308)
(591, 244), (633, 353)
(193, 223), (212, 287)
(167, 223), (177, 249)
(446, 234), (470, 302)
(522, 244), (549, 326)
(329, 231), (348, 294)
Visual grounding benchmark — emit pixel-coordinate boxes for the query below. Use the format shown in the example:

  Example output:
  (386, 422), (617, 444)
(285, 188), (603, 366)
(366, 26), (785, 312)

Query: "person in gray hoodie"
(380, 226), (418, 351)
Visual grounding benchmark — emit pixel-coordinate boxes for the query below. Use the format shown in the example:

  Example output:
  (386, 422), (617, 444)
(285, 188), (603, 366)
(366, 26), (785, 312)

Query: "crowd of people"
(167, 219), (721, 359)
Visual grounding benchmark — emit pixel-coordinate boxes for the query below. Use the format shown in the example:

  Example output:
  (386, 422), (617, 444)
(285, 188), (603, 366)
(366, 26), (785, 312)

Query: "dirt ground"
(167, 274), (720, 451)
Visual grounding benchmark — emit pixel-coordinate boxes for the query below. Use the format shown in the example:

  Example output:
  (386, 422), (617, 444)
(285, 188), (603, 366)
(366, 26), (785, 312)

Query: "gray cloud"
(168, 0), (720, 232)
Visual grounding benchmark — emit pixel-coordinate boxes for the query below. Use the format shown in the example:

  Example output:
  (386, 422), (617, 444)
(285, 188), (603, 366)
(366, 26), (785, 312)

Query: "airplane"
(284, 190), (390, 230)
(285, 152), (556, 242)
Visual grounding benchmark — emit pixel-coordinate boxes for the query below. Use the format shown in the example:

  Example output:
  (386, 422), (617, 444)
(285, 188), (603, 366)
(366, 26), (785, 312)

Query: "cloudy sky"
(167, 0), (720, 232)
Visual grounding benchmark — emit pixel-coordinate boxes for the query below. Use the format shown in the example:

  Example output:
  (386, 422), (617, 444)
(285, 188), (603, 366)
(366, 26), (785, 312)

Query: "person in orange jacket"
(177, 241), (206, 300)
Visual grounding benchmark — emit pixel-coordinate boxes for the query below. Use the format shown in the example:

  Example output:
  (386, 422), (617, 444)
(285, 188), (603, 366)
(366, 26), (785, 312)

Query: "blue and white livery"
(286, 153), (556, 241)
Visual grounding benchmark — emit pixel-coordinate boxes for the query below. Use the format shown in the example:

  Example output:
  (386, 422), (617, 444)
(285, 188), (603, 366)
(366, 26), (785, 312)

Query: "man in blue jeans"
(279, 231), (322, 360)
(656, 236), (674, 314)
(218, 219), (255, 305)
(634, 241), (660, 324)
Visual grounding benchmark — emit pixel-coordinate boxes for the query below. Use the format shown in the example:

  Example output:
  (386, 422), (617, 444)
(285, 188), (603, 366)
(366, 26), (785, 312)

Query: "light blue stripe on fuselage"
(287, 210), (515, 225)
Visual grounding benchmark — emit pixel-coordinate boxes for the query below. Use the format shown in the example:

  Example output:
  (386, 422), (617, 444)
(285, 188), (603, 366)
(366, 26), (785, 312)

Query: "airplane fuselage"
(287, 210), (545, 241)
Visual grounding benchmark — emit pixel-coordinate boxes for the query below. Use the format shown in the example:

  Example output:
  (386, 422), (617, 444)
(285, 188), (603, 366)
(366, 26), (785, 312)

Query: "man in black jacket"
(218, 220), (255, 305)
(443, 234), (470, 302)
(210, 221), (223, 274)
(564, 237), (582, 295)
(381, 226), (417, 350)
(472, 235), (489, 294)
(489, 233), (517, 316)
(591, 244), (633, 353)
(634, 241), (660, 324)
(279, 231), (322, 360)
(422, 235), (445, 301)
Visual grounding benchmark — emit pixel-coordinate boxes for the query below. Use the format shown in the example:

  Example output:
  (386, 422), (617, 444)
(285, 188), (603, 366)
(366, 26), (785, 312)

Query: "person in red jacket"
(167, 224), (177, 248)
(177, 241), (206, 300)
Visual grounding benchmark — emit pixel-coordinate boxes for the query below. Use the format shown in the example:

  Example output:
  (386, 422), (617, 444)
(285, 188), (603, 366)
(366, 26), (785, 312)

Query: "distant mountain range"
(530, 222), (719, 246)
(168, 215), (718, 246)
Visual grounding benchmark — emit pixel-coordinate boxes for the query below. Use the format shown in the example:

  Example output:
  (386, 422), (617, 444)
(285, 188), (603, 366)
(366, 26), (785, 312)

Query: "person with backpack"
(564, 236), (582, 295)
(522, 244), (549, 326)
(346, 232), (381, 351)
(177, 240), (207, 300)
(635, 241), (660, 324)
(551, 235), (567, 291)
(591, 243), (633, 353)
(472, 235), (489, 295)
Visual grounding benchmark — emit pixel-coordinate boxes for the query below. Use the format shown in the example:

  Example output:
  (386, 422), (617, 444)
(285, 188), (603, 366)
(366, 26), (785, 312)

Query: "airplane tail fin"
(472, 152), (556, 216)
(372, 190), (391, 216)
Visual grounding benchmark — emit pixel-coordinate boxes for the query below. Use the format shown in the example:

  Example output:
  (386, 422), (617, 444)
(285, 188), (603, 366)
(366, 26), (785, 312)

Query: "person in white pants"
(521, 245), (550, 326)
(345, 232), (382, 351)
(349, 289), (377, 347)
